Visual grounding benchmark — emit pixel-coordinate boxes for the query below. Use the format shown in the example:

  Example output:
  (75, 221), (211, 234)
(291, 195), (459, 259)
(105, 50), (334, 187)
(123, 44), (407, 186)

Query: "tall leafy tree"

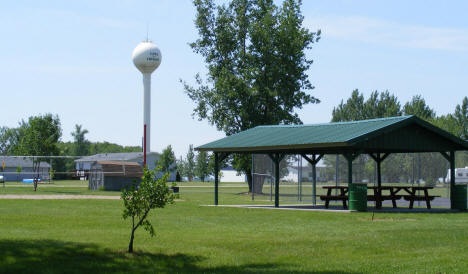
(15, 114), (61, 191)
(454, 96), (468, 140)
(0, 125), (26, 155)
(403, 95), (436, 120)
(195, 151), (210, 182)
(176, 156), (186, 181)
(71, 124), (90, 156)
(183, 0), (320, 191)
(332, 89), (401, 122)
(185, 144), (195, 181)
(157, 145), (176, 173)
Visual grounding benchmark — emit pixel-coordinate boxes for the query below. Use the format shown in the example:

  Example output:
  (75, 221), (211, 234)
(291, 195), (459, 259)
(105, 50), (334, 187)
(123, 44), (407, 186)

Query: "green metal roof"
(196, 115), (468, 153)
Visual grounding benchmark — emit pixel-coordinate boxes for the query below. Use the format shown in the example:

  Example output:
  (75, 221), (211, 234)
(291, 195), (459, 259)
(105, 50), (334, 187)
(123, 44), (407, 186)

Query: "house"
(220, 166), (246, 183)
(282, 160), (327, 182)
(75, 152), (159, 177)
(88, 161), (143, 191)
(0, 156), (51, 182)
(75, 152), (177, 181)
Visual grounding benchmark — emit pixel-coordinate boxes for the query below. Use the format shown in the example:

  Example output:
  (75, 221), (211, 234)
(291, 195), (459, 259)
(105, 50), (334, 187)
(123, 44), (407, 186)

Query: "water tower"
(132, 40), (162, 163)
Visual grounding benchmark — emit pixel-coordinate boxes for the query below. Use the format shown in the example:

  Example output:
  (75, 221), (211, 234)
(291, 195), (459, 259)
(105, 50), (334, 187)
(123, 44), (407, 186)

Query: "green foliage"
(195, 151), (210, 182)
(121, 167), (175, 253)
(71, 124), (90, 156)
(185, 144), (195, 181)
(184, 0), (320, 187)
(157, 145), (176, 173)
(432, 114), (459, 136)
(454, 96), (468, 140)
(49, 169), (55, 181)
(14, 114), (61, 191)
(15, 114), (61, 157)
(176, 156), (186, 181)
(332, 89), (402, 122)
(0, 126), (24, 155)
(403, 95), (436, 120)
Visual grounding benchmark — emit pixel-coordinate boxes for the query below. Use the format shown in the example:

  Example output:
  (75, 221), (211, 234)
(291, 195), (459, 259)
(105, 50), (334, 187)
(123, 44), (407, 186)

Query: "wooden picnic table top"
(322, 185), (349, 189)
(322, 185), (434, 190)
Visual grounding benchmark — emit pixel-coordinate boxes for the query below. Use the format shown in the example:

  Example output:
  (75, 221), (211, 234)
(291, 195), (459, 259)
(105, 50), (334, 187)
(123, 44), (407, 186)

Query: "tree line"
(323, 90), (468, 185)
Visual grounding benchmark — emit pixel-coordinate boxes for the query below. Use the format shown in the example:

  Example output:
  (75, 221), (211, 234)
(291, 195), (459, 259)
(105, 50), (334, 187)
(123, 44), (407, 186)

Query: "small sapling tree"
(49, 168), (55, 183)
(16, 166), (22, 182)
(121, 167), (175, 253)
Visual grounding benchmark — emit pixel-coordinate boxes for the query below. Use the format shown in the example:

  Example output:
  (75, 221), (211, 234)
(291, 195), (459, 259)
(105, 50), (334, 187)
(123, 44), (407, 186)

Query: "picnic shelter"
(195, 115), (468, 211)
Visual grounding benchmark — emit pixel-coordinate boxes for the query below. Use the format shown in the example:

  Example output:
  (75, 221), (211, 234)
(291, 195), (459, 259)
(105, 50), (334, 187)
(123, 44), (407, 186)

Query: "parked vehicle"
(446, 167), (468, 184)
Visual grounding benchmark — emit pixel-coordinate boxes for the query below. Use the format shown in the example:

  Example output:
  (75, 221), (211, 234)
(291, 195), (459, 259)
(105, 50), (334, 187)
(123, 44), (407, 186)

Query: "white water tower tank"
(132, 41), (162, 153)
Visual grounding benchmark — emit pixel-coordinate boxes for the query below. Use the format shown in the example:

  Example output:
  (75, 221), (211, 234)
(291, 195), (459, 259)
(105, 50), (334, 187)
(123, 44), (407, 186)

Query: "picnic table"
(320, 185), (440, 209)
(320, 186), (349, 209)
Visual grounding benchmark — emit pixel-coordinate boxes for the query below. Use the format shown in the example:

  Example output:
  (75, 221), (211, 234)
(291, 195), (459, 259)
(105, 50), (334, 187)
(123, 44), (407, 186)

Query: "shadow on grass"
(0, 239), (355, 274)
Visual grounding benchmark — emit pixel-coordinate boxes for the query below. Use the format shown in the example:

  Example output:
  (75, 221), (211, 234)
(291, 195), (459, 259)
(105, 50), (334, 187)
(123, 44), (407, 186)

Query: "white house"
(220, 166), (246, 183)
(282, 160), (327, 182)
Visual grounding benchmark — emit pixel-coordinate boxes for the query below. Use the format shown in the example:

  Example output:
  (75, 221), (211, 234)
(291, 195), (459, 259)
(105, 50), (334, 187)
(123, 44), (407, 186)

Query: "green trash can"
(451, 184), (467, 211)
(349, 183), (367, 212)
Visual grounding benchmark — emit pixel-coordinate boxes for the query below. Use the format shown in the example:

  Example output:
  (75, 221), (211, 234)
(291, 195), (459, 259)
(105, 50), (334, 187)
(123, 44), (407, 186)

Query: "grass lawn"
(0, 181), (467, 273)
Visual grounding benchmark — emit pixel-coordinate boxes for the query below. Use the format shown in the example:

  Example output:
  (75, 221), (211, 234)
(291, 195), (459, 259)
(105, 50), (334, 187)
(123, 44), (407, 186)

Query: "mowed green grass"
(0, 181), (467, 273)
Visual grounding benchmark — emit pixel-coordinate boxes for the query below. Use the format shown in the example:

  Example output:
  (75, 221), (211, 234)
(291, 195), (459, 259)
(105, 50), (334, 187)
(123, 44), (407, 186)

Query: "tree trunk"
(246, 171), (253, 192)
(128, 229), (135, 253)
(247, 172), (266, 194)
(128, 218), (135, 253)
(252, 176), (266, 194)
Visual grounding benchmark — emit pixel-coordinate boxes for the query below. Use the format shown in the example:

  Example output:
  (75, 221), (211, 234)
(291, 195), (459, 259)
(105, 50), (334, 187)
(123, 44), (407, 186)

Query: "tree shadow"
(0, 239), (358, 274)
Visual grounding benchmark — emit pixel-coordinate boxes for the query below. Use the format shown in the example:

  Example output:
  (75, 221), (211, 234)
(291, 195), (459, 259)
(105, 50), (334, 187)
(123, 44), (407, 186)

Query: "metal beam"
(214, 152), (219, 206)
(301, 153), (324, 206)
(440, 151), (450, 161)
(274, 153), (280, 208)
(450, 151), (455, 209)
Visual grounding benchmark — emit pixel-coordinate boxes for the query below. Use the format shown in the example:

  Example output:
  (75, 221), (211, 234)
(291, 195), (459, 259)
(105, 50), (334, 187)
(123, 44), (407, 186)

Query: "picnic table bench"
(320, 185), (440, 209)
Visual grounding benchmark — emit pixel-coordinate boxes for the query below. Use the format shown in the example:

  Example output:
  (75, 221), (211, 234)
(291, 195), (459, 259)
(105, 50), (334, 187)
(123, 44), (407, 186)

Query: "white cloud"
(305, 16), (468, 51)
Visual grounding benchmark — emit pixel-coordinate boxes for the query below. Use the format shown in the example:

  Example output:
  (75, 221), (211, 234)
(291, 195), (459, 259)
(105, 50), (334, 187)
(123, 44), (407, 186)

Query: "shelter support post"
(214, 153), (219, 206)
(213, 152), (230, 206)
(301, 154), (324, 206)
(369, 153), (391, 209)
(441, 151), (467, 211)
(450, 151), (457, 210)
(268, 153), (284, 208)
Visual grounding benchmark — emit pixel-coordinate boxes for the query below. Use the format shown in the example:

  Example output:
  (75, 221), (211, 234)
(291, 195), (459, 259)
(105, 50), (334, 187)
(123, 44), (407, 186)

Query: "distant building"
(75, 152), (177, 181)
(282, 160), (327, 182)
(88, 161), (143, 191)
(220, 166), (246, 183)
(0, 156), (50, 182)
(75, 152), (159, 177)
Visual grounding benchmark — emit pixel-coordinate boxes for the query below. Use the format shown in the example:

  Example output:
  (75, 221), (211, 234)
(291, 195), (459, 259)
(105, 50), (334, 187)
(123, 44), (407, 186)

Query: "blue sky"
(0, 0), (467, 157)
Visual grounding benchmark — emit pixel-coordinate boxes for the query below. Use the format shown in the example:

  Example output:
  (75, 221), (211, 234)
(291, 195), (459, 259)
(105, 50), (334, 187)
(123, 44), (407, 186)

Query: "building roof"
(75, 152), (159, 163)
(92, 161), (143, 178)
(0, 156), (51, 168)
(196, 115), (468, 154)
